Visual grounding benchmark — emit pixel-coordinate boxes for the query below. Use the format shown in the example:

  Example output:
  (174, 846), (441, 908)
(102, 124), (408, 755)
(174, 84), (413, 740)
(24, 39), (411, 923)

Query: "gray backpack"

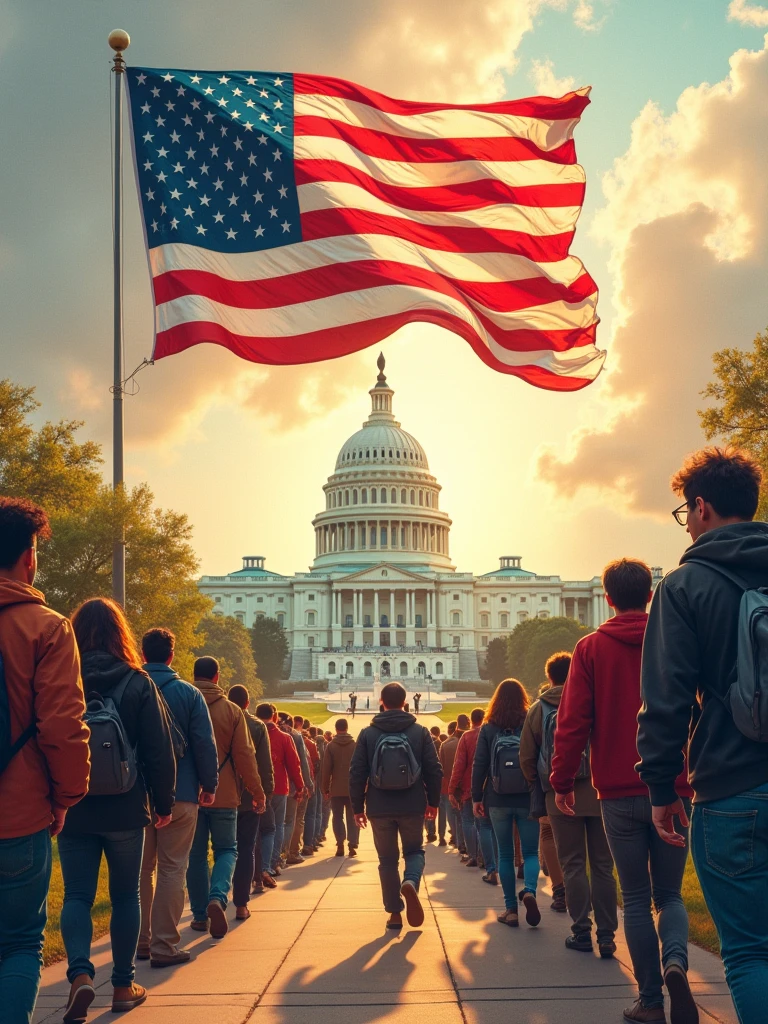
(688, 559), (768, 742)
(490, 728), (528, 795)
(84, 672), (138, 795)
(370, 730), (422, 790)
(538, 701), (590, 792)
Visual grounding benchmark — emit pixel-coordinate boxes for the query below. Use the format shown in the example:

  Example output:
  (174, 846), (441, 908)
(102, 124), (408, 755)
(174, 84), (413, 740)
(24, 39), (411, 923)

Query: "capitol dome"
(311, 354), (453, 573)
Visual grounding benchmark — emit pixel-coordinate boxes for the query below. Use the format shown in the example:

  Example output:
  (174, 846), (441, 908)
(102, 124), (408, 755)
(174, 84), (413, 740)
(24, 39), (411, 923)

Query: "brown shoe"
(63, 974), (95, 1022)
(262, 871), (278, 889)
(112, 983), (148, 1013)
(386, 912), (403, 930)
(400, 880), (425, 927)
(207, 899), (229, 939)
(348, 845), (358, 857)
(481, 871), (499, 886)
(664, 963), (699, 1024)
(623, 999), (666, 1023)
(286, 853), (305, 865)
(190, 918), (209, 932)
(235, 906), (251, 920)
(335, 844), (345, 856)
(135, 945), (150, 961)
(522, 892), (541, 927)
(550, 883), (567, 912)
(150, 949), (191, 969)
(497, 909), (519, 927)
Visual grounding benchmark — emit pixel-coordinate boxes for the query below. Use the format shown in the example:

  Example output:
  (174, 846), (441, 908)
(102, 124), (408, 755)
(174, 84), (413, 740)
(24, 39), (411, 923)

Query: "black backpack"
(370, 729), (422, 790)
(490, 728), (528, 795)
(538, 700), (590, 793)
(0, 606), (36, 778)
(83, 672), (138, 796)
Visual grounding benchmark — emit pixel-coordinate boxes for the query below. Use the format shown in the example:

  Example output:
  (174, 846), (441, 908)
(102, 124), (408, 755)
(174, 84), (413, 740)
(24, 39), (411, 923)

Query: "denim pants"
(303, 788), (319, 849)
(186, 807), (237, 920)
(58, 828), (144, 988)
(602, 795), (690, 1008)
(270, 794), (288, 870)
(314, 793), (325, 842)
(691, 781), (768, 1024)
(0, 828), (52, 1024)
(256, 797), (277, 875)
(453, 801), (465, 850)
(461, 799), (479, 859)
(232, 809), (261, 908)
(331, 796), (360, 848)
(476, 811), (497, 874)
(488, 806), (540, 910)
(439, 795), (453, 842)
(370, 815), (425, 914)
(321, 795), (331, 836)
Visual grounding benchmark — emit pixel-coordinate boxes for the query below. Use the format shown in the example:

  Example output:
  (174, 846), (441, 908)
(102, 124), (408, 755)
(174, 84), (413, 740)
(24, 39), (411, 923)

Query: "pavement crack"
(423, 873), (469, 1024)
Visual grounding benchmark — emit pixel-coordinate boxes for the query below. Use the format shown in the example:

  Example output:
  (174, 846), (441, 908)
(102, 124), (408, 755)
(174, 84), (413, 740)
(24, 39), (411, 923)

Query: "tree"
(507, 616), (593, 695)
(250, 616), (289, 686)
(195, 614), (262, 699)
(484, 637), (511, 684)
(699, 328), (768, 519)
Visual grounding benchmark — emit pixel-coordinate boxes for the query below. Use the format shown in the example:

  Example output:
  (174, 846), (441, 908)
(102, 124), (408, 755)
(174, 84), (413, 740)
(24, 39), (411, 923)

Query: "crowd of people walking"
(0, 445), (767, 1024)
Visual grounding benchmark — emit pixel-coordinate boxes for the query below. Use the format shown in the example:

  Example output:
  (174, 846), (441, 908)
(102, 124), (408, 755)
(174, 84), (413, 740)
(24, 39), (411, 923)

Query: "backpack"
(490, 728), (528, 795)
(538, 701), (590, 793)
(83, 672), (138, 796)
(687, 559), (768, 742)
(0, 606), (37, 778)
(370, 729), (422, 790)
(152, 676), (188, 760)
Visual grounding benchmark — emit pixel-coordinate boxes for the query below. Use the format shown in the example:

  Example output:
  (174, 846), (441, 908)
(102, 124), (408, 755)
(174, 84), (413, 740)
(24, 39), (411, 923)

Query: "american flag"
(127, 68), (604, 391)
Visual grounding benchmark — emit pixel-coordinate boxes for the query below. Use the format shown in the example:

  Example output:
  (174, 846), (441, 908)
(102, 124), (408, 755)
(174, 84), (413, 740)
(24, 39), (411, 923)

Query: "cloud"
(529, 58), (577, 96)
(571, 0), (605, 31)
(728, 1), (768, 27)
(537, 37), (768, 516)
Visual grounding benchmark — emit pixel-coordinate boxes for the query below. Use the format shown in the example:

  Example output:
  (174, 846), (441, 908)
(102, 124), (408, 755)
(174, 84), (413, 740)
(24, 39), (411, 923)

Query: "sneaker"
(386, 912), (403, 930)
(190, 919), (209, 932)
(439, 837), (448, 847)
(348, 845), (358, 857)
(400, 880), (425, 927)
(465, 858), (478, 867)
(300, 847), (315, 857)
(112, 983), (148, 1013)
(550, 884), (567, 912)
(251, 882), (265, 895)
(623, 999), (666, 1023)
(207, 899), (229, 939)
(664, 963), (699, 1024)
(521, 891), (541, 927)
(150, 949), (192, 968)
(335, 844), (345, 856)
(565, 932), (594, 953)
(599, 939), (617, 959)
(286, 853), (305, 865)
(63, 974), (95, 1022)
(496, 909), (519, 927)
(481, 871), (499, 885)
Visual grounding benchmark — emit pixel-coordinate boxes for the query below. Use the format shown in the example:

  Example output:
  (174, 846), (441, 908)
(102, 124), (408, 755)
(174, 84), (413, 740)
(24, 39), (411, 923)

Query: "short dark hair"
(142, 627), (175, 663)
(470, 707), (485, 726)
(602, 558), (653, 612)
(228, 684), (249, 709)
(293, 715), (304, 728)
(302, 718), (311, 729)
(255, 702), (273, 721)
(455, 713), (469, 731)
(545, 652), (572, 686)
(447, 721), (457, 735)
(380, 682), (406, 709)
(430, 725), (441, 737)
(194, 656), (219, 680)
(0, 497), (51, 570)
(335, 718), (348, 732)
(671, 445), (761, 520)
(309, 726), (317, 738)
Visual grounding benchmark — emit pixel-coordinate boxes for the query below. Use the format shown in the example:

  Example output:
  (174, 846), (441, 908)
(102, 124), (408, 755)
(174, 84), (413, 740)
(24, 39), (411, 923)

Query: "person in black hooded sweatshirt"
(350, 682), (442, 930)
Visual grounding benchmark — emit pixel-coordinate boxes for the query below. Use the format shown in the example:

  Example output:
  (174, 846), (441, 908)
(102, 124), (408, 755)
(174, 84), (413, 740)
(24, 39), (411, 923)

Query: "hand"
(473, 801), (485, 818)
(449, 795), (461, 811)
(254, 799), (267, 814)
(50, 804), (67, 837)
(425, 805), (438, 821)
(199, 791), (216, 807)
(555, 791), (576, 817)
(354, 813), (368, 829)
(652, 800), (689, 848)
(155, 813), (173, 829)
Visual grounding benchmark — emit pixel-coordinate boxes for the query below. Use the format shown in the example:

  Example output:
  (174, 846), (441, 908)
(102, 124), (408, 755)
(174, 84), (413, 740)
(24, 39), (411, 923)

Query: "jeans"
(476, 811), (497, 874)
(452, 801), (465, 850)
(691, 781), (768, 1024)
(321, 795), (331, 837)
(550, 810), (617, 941)
(303, 789), (319, 849)
(331, 796), (360, 848)
(0, 828), (52, 1024)
(58, 829), (144, 988)
(314, 793), (325, 842)
(256, 797), (276, 875)
(232, 809), (261, 908)
(488, 806), (540, 910)
(186, 807), (238, 920)
(461, 799), (479, 859)
(602, 796), (689, 1008)
(271, 794), (288, 870)
(370, 816), (425, 914)
(439, 795), (454, 842)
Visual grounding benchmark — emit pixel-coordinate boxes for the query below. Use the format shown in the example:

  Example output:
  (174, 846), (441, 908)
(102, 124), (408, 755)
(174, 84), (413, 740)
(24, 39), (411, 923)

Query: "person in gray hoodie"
(638, 446), (768, 1024)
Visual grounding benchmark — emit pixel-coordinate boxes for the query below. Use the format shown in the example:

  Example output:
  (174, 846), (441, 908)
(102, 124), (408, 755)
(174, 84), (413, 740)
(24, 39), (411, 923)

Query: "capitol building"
(198, 356), (651, 687)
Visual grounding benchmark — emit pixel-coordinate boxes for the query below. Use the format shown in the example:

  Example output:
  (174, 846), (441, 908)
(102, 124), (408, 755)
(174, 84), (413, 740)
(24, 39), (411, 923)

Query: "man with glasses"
(637, 446), (768, 1024)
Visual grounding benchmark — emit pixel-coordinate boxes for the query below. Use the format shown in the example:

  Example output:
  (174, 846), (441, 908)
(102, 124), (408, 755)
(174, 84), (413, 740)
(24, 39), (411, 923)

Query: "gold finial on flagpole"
(108, 29), (130, 73)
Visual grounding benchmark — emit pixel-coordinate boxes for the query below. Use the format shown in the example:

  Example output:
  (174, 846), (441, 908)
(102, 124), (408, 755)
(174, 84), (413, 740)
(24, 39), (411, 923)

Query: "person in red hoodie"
(254, 703), (305, 879)
(551, 558), (696, 1024)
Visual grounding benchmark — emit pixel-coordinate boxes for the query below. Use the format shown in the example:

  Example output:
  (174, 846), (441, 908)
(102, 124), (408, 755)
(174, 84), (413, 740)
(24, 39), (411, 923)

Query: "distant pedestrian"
(256, 704), (305, 878)
(322, 719), (359, 856)
(139, 628), (218, 968)
(285, 715), (314, 864)
(61, 598), (175, 1018)
(187, 658), (264, 939)
(302, 724), (321, 856)
(438, 721), (462, 849)
(414, 693), (420, 714)
(0, 499), (90, 1024)
(472, 679), (540, 928)
(638, 446), (768, 1024)
(309, 727), (326, 849)
(430, 724), (442, 752)
(366, 696), (370, 710)
(350, 682), (442, 929)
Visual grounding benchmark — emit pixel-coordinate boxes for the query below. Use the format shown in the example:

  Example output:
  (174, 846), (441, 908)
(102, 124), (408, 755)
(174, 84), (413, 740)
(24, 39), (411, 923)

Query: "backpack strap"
(685, 558), (750, 591)
(110, 668), (136, 709)
(0, 604), (38, 767)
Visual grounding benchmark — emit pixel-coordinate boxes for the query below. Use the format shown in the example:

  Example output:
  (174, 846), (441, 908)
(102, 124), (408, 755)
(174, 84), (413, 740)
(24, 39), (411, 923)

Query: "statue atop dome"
(376, 351), (387, 386)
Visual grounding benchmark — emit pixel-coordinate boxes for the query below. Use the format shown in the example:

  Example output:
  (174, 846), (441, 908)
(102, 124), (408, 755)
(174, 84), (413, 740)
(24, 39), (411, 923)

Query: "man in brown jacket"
(0, 498), (91, 1023)
(186, 658), (265, 939)
(321, 719), (359, 856)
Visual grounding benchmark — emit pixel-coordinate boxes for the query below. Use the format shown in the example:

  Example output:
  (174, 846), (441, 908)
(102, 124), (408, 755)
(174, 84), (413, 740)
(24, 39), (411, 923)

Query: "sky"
(1, 0), (767, 582)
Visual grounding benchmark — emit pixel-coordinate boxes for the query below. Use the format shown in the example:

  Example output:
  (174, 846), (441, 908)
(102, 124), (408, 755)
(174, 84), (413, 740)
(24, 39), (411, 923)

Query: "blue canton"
(128, 68), (300, 253)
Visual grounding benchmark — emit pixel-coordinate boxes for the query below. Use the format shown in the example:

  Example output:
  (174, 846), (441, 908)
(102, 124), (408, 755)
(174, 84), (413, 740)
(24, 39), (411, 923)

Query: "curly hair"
(0, 497), (51, 570)
(485, 678), (530, 731)
(671, 445), (761, 520)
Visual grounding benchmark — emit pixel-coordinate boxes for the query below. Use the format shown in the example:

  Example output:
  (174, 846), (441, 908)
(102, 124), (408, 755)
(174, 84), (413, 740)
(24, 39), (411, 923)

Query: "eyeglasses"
(672, 502), (689, 526)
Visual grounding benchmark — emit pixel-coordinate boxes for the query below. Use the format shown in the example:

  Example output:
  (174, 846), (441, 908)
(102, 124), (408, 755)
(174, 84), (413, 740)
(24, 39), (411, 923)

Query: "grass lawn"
(683, 855), (719, 954)
(267, 700), (336, 723)
(432, 701), (489, 723)
(44, 841), (111, 967)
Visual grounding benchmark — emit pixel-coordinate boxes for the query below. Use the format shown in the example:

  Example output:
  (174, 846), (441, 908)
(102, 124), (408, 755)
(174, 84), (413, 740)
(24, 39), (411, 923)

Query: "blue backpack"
(0, 614), (37, 777)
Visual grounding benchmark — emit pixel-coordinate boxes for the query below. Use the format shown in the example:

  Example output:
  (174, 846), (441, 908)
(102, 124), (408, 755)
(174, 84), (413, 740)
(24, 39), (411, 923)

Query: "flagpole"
(109, 29), (129, 607)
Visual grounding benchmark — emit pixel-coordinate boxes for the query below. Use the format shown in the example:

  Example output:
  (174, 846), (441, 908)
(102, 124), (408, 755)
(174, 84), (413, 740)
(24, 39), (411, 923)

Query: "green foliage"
(250, 616), (289, 685)
(195, 614), (262, 699)
(506, 616), (592, 695)
(484, 636), (511, 684)
(699, 328), (768, 519)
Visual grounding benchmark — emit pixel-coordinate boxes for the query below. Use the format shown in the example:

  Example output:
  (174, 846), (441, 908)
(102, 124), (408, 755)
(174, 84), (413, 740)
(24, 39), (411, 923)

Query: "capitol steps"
(458, 649), (481, 681)
(288, 648), (312, 682)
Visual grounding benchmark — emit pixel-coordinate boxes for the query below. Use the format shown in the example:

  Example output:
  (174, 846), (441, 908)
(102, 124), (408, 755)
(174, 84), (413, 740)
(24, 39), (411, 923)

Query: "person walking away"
(302, 723), (321, 856)
(227, 685), (274, 914)
(437, 721), (461, 848)
(637, 446), (768, 1024)
(187, 658), (264, 939)
(424, 723), (441, 842)
(139, 628), (218, 968)
(553, 560), (696, 1024)
(414, 693), (420, 714)
(350, 682), (442, 929)
(322, 719), (359, 856)
(256, 704), (305, 880)
(459, 709), (498, 882)
(472, 679), (540, 928)
(310, 727), (326, 849)
(448, 714), (480, 865)
(61, 598), (175, 1019)
(519, 674), (567, 914)
(0, 499), (91, 1024)
(286, 715), (313, 864)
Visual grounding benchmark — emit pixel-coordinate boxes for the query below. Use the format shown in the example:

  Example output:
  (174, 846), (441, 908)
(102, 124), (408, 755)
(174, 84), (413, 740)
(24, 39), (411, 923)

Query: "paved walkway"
(34, 829), (736, 1024)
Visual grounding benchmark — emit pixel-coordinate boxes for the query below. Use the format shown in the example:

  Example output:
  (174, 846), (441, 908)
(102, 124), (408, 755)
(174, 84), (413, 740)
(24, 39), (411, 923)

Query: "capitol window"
(307, 612), (316, 625)
(308, 636), (316, 647)
(366, 450), (370, 458)
(328, 661), (337, 675)
(215, 597), (221, 603)
(453, 636), (461, 647)
(435, 662), (444, 675)
(480, 613), (489, 627)
(520, 596), (527, 603)
(236, 597), (243, 603)
(277, 613), (285, 626)
(381, 489), (387, 503)
(481, 636), (488, 648)
(308, 594), (315, 601)
(541, 595), (549, 602)
(257, 597), (263, 603)
(410, 489), (415, 504)
(345, 490), (349, 505)
(278, 597), (284, 603)
(419, 490), (424, 506)
(500, 613), (509, 628)
(401, 489), (407, 503)
(481, 597), (488, 603)
(362, 489), (368, 504)
(452, 612), (460, 625)
(381, 527), (388, 545)
(353, 490), (358, 504)
(397, 451), (401, 458)
(371, 488), (377, 502)
(501, 597), (508, 603)
(391, 488), (396, 503)
(453, 594), (459, 600)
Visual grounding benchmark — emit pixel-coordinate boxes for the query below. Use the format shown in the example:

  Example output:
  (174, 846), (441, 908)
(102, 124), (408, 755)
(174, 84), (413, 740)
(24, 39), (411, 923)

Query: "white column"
(390, 591), (395, 630)
(374, 591), (380, 645)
